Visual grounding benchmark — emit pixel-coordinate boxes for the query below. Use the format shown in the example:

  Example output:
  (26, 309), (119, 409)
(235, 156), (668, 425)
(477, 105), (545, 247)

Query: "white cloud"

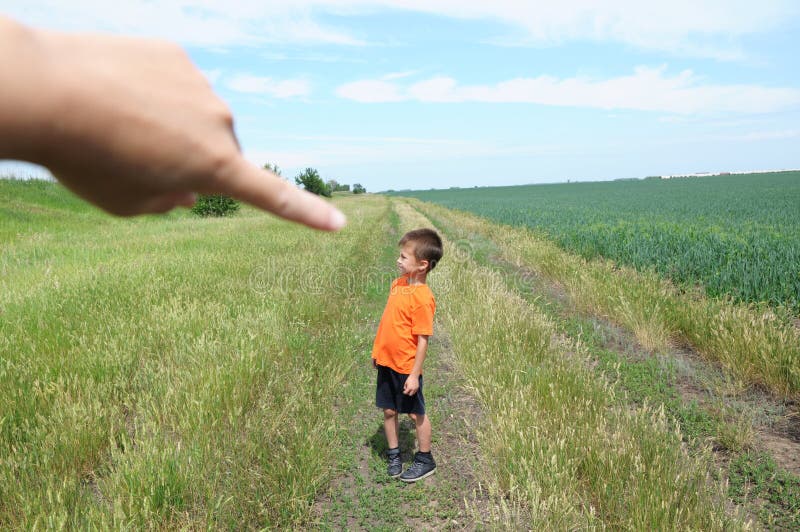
(262, 51), (367, 64)
(5, 1), (797, 56)
(243, 135), (520, 170)
(723, 130), (800, 142)
(249, 134), (468, 145)
(3, 1), (364, 47)
(335, 80), (406, 102)
(382, 70), (420, 80)
(365, 0), (796, 60)
(225, 74), (311, 98)
(337, 66), (800, 115)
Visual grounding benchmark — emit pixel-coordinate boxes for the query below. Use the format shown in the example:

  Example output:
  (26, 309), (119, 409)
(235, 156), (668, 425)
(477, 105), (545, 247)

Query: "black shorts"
(375, 364), (426, 415)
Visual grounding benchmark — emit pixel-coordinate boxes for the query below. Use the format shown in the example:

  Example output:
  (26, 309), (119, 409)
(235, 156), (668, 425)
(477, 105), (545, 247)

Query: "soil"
(310, 331), (492, 530)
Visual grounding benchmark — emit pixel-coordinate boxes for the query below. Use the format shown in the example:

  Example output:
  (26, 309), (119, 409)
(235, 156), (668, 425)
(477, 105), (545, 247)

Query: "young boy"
(371, 228), (443, 482)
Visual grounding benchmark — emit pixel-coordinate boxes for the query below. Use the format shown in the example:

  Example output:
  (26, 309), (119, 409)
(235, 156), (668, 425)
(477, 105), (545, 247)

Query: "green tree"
(295, 168), (331, 197)
(352, 183), (366, 194)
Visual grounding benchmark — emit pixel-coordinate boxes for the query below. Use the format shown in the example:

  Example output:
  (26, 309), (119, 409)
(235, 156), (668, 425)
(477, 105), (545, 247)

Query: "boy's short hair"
(399, 228), (443, 271)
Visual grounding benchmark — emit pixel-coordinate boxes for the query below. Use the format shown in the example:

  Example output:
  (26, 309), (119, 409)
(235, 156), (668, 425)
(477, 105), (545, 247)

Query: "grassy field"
(1, 180), (394, 527)
(395, 202), (739, 529)
(2, 179), (797, 528)
(407, 198), (798, 529)
(391, 171), (800, 315)
(409, 197), (800, 399)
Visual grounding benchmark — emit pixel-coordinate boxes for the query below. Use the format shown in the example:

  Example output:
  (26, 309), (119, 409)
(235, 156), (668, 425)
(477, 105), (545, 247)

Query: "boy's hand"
(403, 375), (420, 396)
(372, 359), (378, 369)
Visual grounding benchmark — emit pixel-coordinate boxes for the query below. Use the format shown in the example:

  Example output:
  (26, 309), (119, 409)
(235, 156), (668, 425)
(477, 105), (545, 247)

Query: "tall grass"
(394, 201), (739, 529)
(411, 199), (800, 399)
(0, 180), (391, 528)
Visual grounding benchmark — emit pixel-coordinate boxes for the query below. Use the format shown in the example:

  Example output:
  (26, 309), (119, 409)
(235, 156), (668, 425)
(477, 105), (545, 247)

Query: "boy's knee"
(409, 412), (425, 423)
(383, 409), (397, 419)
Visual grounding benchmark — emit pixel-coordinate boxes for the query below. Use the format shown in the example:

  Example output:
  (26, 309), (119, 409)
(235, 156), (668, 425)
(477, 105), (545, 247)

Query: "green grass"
(0, 179), (393, 527)
(729, 452), (800, 529)
(315, 200), (489, 530)
(413, 196), (799, 528)
(2, 178), (791, 529)
(393, 200), (739, 530)
(315, 339), (472, 531)
(410, 198), (800, 398)
(0, 178), (96, 215)
(392, 171), (800, 314)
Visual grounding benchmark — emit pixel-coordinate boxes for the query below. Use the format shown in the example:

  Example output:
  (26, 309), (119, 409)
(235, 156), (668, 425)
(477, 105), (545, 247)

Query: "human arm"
(0, 16), (345, 230)
(403, 335), (428, 396)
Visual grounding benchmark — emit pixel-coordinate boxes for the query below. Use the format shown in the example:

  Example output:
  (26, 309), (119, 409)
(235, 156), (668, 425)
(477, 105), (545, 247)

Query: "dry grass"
(394, 200), (741, 530)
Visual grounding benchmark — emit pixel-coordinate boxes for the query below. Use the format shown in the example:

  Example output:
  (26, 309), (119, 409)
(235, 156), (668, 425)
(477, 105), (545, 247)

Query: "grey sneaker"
(399, 452), (436, 483)
(387, 449), (402, 478)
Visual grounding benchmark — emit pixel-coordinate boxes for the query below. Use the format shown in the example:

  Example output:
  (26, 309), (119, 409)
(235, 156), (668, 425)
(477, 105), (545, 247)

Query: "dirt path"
(311, 329), (491, 530)
(495, 252), (800, 477)
(314, 198), (799, 529)
(311, 200), (491, 529)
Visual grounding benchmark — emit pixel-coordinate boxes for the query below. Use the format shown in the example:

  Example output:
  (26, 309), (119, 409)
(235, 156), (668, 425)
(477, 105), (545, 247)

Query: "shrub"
(352, 183), (366, 194)
(191, 194), (240, 217)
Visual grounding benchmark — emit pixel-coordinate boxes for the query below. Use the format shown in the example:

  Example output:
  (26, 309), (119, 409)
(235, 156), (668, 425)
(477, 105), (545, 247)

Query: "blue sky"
(3, 1), (800, 191)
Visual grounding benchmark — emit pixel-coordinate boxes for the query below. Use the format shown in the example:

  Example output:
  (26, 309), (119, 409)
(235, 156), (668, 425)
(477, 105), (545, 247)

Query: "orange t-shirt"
(371, 276), (436, 374)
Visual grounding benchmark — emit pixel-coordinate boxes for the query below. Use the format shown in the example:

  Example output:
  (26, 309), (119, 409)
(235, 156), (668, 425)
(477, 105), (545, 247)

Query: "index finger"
(225, 157), (347, 231)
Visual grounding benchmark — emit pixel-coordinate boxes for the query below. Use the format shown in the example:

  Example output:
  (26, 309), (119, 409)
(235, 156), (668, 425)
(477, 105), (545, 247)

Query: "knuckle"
(207, 150), (230, 175)
(217, 105), (234, 128)
(200, 146), (239, 188)
(204, 97), (234, 127)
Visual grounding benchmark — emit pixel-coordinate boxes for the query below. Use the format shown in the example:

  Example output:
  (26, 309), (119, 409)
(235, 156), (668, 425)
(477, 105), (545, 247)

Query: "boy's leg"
(384, 409), (402, 478)
(400, 413), (436, 482)
(409, 413), (431, 452)
(384, 408), (399, 449)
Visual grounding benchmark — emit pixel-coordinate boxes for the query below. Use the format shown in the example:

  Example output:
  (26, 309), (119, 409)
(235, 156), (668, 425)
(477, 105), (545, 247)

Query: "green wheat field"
(1, 175), (798, 529)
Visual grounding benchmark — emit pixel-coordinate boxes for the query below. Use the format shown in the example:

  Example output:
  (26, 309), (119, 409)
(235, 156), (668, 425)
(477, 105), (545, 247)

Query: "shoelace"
(405, 460), (426, 475)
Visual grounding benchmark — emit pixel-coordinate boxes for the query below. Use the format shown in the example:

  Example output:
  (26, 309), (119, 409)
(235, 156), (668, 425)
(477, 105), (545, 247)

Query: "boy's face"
(397, 242), (428, 277)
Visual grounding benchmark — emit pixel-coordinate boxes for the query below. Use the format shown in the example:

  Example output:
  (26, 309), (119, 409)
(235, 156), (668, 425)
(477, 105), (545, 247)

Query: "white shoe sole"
(399, 466), (436, 483)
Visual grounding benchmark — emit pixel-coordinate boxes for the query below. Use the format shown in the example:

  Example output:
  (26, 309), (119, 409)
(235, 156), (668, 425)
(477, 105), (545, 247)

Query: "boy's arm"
(402, 335), (428, 396)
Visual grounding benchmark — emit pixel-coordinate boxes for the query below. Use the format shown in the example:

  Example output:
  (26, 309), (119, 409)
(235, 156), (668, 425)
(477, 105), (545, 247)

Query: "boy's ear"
(418, 259), (429, 272)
